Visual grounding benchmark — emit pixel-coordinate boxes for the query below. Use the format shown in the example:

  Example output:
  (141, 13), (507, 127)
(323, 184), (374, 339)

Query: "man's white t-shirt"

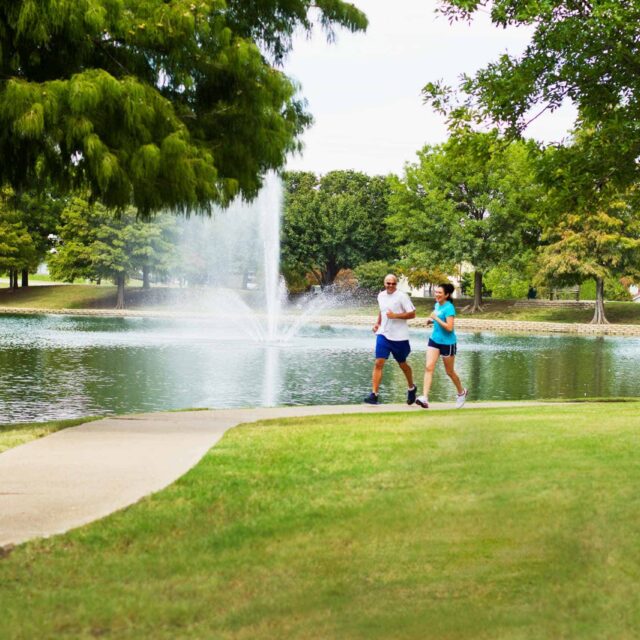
(376, 289), (415, 341)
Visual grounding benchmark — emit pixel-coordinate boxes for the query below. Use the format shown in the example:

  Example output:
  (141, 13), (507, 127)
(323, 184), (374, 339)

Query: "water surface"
(0, 314), (637, 423)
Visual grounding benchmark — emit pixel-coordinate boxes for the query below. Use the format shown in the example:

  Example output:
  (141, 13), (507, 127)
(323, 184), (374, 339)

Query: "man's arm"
(373, 311), (382, 332)
(386, 309), (416, 320)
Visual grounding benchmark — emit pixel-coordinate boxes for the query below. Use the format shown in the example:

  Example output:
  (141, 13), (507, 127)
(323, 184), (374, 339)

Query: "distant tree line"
(3, 0), (640, 324)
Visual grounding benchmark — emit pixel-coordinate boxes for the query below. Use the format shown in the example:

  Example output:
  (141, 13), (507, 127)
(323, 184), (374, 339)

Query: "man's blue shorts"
(375, 334), (411, 363)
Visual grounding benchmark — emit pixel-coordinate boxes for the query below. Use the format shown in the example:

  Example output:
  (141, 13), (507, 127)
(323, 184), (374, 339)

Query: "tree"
(535, 132), (640, 324)
(0, 187), (64, 287)
(428, 1), (640, 190)
(398, 265), (453, 294)
(388, 130), (542, 312)
(9, 189), (67, 286)
(282, 171), (397, 287)
(0, 194), (38, 289)
(49, 198), (179, 308)
(353, 260), (396, 291)
(0, 1), (367, 213)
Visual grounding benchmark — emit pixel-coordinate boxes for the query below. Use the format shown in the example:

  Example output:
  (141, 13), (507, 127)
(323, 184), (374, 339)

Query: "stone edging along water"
(1, 306), (640, 336)
(336, 315), (640, 337)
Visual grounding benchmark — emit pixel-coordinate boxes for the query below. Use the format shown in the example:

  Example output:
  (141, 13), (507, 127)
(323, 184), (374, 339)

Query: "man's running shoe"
(364, 392), (379, 405)
(407, 386), (417, 405)
(456, 388), (468, 409)
(415, 396), (429, 408)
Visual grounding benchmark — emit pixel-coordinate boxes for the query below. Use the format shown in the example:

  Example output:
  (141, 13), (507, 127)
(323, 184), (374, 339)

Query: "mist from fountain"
(173, 172), (341, 346)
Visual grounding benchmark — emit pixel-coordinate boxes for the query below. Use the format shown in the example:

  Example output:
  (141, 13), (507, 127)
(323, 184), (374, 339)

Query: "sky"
(283, 0), (576, 176)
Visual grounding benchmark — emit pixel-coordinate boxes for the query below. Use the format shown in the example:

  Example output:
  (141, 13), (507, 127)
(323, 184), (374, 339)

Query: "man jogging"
(364, 274), (417, 405)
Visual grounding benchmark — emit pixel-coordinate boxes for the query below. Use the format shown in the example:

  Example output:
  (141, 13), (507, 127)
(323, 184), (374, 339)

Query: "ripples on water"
(0, 314), (638, 423)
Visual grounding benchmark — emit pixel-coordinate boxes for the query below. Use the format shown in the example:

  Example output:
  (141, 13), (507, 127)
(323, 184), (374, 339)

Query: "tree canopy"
(535, 131), (640, 323)
(0, 187), (65, 287)
(0, 191), (38, 287)
(388, 130), (542, 311)
(0, 0), (367, 213)
(429, 0), (640, 188)
(282, 170), (397, 287)
(49, 197), (179, 308)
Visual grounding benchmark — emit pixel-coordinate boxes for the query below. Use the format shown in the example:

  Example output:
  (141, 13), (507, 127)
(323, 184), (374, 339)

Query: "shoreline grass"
(1, 284), (640, 325)
(2, 403), (640, 638)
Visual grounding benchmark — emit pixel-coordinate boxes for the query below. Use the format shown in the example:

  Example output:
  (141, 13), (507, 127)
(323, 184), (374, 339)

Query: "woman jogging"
(415, 283), (468, 409)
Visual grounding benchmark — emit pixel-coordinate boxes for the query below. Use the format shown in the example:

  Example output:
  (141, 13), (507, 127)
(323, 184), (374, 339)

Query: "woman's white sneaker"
(415, 396), (429, 408)
(456, 389), (468, 409)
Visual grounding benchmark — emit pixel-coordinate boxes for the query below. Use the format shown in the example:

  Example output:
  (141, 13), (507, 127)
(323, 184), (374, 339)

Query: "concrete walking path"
(0, 401), (552, 547)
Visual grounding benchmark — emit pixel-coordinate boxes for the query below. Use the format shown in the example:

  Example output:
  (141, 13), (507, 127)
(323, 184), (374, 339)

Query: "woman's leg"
(442, 355), (464, 394)
(422, 347), (440, 398)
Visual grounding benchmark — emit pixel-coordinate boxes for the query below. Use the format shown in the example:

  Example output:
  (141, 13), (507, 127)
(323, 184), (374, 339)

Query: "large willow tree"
(0, 1), (366, 214)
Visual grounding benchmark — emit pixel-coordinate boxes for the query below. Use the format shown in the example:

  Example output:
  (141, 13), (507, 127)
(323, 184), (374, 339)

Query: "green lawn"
(2, 403), (640, 639)
(0, 417), (100, 453)
(1, 283), (639, 324)
(327, 297), (640, 325)
(0, 283), (152, 310)
(0, 284), (118, 309)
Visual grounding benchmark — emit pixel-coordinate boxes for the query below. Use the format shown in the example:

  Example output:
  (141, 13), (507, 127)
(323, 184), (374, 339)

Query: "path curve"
(0, 401), (555, 547)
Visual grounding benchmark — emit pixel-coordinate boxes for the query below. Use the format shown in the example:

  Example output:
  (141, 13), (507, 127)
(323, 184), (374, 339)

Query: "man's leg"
(398, 361), (414, 388)
(372, 358), (386, 394)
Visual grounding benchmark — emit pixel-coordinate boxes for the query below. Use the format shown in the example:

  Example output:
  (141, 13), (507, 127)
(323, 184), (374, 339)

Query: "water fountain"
(174, 171), (335, 345)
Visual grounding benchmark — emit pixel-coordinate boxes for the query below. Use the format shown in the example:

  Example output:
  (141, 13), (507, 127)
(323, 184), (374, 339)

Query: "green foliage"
(580, 278), (631, 302)
(48, 197), (179, 306)
(434, 0), (640, 191)
(396, 264), (451, 290)
(388, 131), (543, 304)
(535, 132), (640, 292)
(281, 262), (311, 294)
(282, 171), (397, 286)
(0, 1), (367, 213)
(353, 260), (395, 291)
(0, 190), (39, 276)
(483, 264), (531, 299)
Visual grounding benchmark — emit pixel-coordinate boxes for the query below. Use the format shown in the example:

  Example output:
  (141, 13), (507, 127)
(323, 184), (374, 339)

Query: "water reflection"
(0, 315), (638, 423)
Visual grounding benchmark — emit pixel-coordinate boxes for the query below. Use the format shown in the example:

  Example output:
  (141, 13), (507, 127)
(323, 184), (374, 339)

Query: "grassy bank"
(0, 284), (156, 310)
(2, 403), (640, 638)
(326, 297), (640, 325)
(1, 283), (639, 324)
(0, 417), (100, 454)
(0, 284), (118, 309)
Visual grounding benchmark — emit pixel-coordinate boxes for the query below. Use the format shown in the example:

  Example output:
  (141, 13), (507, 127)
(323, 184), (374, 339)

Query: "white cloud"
(283, 0), (576, 175)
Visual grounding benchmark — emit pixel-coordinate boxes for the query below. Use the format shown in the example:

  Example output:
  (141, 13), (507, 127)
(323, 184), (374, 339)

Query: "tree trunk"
(115, 274), (126, 309)
(10, 269), (18, 290)
(321, 261), (339, 287)
(21, 268), (29, 287)
(463, 271), (483, 313)
(590, 277), (609, 324)
(142, 265), (150, 289)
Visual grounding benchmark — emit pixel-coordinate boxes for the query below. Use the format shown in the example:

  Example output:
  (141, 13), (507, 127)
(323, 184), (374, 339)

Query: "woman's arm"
(430, 311), (455, 332)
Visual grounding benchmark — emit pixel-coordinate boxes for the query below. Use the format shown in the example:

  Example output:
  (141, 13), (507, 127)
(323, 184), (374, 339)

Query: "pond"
(0, 314), (638, 423)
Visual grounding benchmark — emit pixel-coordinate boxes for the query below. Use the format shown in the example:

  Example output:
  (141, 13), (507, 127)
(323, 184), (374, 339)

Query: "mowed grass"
(2, 283), (639, 324)
(315, 297), (640, 325)
(2, 403), (640, 639)
(0, 417), (100, 454)
(410, 298), (640, 325)
(0, 284), (117, 309)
